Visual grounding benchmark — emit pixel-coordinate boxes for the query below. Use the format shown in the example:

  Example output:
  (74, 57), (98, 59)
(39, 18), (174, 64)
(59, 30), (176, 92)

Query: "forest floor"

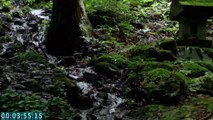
(0, 0), (213, 120)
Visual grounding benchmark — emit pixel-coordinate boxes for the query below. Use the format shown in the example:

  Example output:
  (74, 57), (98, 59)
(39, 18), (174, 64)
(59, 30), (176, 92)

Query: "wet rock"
(86, 113), (97, 120)
(14, 20), (24, 26)
(81, 72), (103, 85)
(0, 24), (6, 36)
(0, 58), (6, 65)
(28, 20), (38, 32)
(12, 11), (21, 18)
(94, 62), (119, 78)
(0, 75), (9, 90)
(1, 6), (10, 13)
(72, 115), (82, 120)
(13, 84), (26, 89)
(114, 113), (123, 120)
(58, 56), (76, 66)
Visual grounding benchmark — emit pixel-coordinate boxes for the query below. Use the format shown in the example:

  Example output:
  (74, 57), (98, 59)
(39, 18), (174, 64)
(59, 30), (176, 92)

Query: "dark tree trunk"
(45, 0), (86, 56)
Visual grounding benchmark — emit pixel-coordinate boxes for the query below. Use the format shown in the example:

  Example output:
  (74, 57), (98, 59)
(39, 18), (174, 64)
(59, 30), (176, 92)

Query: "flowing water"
(9, 8), (127, 120)
(68, 66), (127, 119)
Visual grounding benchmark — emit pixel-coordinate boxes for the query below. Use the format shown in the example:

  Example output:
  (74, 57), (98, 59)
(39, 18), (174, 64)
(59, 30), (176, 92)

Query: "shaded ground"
(0, 0), (213, 120)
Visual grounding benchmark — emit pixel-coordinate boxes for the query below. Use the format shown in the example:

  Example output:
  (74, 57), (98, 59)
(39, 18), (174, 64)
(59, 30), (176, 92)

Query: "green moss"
(0, 36), (14, 43)
(179, 0), (213, 7)
(131, 96), (213, 119)
(11, 41), (26, 52)
(204, 48), (213, 59)
(144, 68), (188, 103)
(196, 61), (213, 72)
(138, 104), (168, 119)
(162, 105), (194, 120)
(95, 54), (129, 68)
(158, 39), (177, 54)
(94, 62), (119, 78)
(127, 61), (174, 73)
(16, 49), (46, 63)
(158, 50), (176, 61)
(127, 45), (158, 60)
(46, 97), (74, 119)
(126, 45), (176, 61)
(189, 72), (213, 94)
(124, 67), (189, 104)
(179, 62), (210, 78)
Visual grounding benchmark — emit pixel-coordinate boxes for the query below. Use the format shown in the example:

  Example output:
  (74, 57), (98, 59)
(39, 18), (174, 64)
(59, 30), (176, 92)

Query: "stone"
(170, 0), (213, 40)
(144, 68), (188, 104)
(1, 6), (10, 13)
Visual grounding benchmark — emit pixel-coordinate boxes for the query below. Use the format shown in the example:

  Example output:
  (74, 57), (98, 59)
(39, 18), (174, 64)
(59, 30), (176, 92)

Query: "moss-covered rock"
(158, 50), (176, 61)
(188, 72), (213, 95)
(196, 61), (213, 72)
(94, 62), (119, 78)
(94, 54), (129, 68)
(179, 62), (210, 78)
(127, 61), (174, 73)
(126, 44), (176, 61)
(158, 38), (178, 54)
(127, 45), (159, 60)
(144, 68), (188, 103)
(179, 0), (213, 6)
(204, 48), (213, 59)
(124, 68), (188, 103)
(0, 6), (10, 13)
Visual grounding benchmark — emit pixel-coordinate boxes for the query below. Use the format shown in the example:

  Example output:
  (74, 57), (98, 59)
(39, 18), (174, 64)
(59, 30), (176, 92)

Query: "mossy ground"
(94, 43), (213, 118)
(180, 0), (213, 7)
(129, 95), (213, 120)
(0, 0), (213, 119)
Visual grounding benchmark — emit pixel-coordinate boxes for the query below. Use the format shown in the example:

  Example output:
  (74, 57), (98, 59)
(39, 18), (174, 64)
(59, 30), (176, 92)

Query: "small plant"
(208, 103), (213, 113)
(0, 88), (48, 111)
(16, 49), (46, 63)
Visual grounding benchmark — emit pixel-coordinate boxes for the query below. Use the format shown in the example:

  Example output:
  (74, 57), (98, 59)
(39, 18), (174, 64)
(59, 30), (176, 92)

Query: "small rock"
(1, 6), (10, 13)
(14, 20), (24, 25)
(12, 11), (21, 18)
(97, 92), (108, 100)
(114, 113), (122, 120)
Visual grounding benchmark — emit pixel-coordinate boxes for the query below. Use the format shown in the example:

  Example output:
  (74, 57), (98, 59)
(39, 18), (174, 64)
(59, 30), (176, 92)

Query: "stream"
(7, 8), (128, 120)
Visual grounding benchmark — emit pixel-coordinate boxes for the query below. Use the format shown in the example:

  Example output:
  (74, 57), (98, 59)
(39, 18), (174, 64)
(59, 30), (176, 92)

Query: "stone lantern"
(170, 0), (213, 40)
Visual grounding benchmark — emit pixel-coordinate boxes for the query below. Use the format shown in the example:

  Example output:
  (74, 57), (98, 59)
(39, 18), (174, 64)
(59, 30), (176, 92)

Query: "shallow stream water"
(9, 8), (128, 120)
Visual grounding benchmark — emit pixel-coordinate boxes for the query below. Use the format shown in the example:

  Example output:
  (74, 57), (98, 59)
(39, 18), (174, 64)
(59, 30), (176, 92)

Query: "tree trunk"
(45, 0), (88, 56)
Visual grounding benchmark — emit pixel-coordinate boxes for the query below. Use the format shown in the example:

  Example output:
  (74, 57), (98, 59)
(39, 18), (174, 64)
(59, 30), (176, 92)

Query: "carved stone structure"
(170, 0), (213, 40)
